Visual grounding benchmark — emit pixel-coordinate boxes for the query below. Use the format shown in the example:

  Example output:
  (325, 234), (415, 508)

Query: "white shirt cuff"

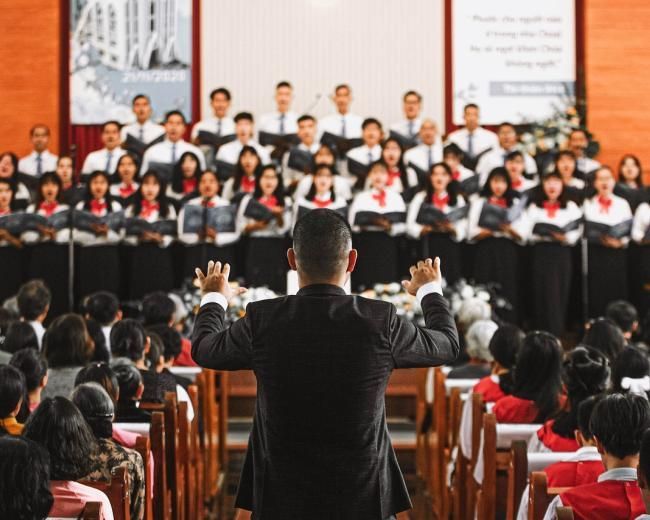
(200, 292), (228, 310)
(416, 281), (443, 304)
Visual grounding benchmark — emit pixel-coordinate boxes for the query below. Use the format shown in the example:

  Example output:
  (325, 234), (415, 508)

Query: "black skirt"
(76, 245), (120, 302)
(352, 231), (399, 291)
(26, 242), (70, 318)
(182, 243), (237, 286)
(0, 245), (24, 304)
(530, 242), (573, 336)
(128, 243), (175, 300)
(421, 232), (462, 285)
(244, 237), (289, 293)
(631, 244), (650, 319)
(587, 244), (628, 319)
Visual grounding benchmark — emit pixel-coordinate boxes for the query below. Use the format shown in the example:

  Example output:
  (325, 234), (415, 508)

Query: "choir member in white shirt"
(389, 90), (422, 148)
(442, 144), (479, 198)
(282, 114), (320, 190)
(124, 170), (177, 299)
(55, 155), (82, 206)
(293, 144), (352, 202)
(407, 162), (467, 285)
(583, 166), (634, 318)
(74, 171), (124, 300)
(190, 87), (236, 142)
(18, 125), (58, 177)
(22, 172), (71, 317)
(221, 146), (262, 203)
(615, 154), (648, 212)
(0, 152), (32, 204)
(475, 122), (538, 187)
(554, 150), (586, 202)
(141, 110), (206, 175)
(215, 112), (271, 168)
(178, 169), (240, 282)
(403, 118), (444, 181)
(0, 177), (24, 302)
(446, 103), (499, 168)
(120, 94), (166, 147)
(348, 161), (407, 290)
(632, 199), (650, 317)
(504, 151), (538, 194)
(167, 151), (202, 204)
(258, 81), (298, 136)
(81, 121), (126, 178)
(524, 171), (583, 336)
(346, 117), (384, 187)
(109, 153), (140, 206)
(468, 167), (527, 323)
(291, 163), (348, 232)
(319, 84), (364, 139)
(367, 137), (420, 201)
(568, 129), (600, 179)
(237, 165), (291, 292)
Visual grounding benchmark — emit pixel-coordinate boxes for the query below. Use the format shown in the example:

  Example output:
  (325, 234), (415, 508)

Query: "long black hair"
(382, 137), (411, 188)
(82, 170), (115, 213)
(254, 164), (286, 207)
(305, 163), (337, 202)
(512, 331), (564, 423)
(425, 162), (460, 207)
(582, 317), (627, 363)
(0, 365), (25, 419)
(233, 146), (262, 192)
(0, 177), (17, 211)
(618, 154), (644, 188)
(113, 152), (141, 185)
(611, 346), (650, 394)
(131, 170), (171, 218)
(480, 167), (517, 207)
(489, 324), (525, 395)
(34, 171), (63, 205)
(171, 151), (202, 194)
(0, 152), (20, 182)
(529, 170), (570, 209)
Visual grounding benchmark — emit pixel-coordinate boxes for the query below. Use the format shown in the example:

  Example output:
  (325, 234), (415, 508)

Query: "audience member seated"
(637, 429), (650, 520)
(85, 318), (111, 363)
(0, 436), (54, 520)
(530, 346), (609, 452)
(606, 300), (640, 343)
(582, 316), (627, 363)
(16, 279), (50, 348)
(23, 396), (114, 520)
(472, 323), (524, 403)
(41, 314), (94, 399)
(71, 383), (145, 520)
(544, 393), (650, 520)
(493, 331), (563, 424)
(0, 364), (26, 435)
(112, 361), (152, 423)
(611, 346), (650, 398)
(2, 320), (39, 354)
(447, 319), (498, 379)
(454, 297), (492, 364)
(9, 347), (48, 412)
(83, 291), (122, 351)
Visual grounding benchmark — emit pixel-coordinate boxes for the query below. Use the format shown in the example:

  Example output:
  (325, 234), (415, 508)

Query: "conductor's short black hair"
(164, 110), (186, 123)
(606, 300), (639, 334)
(293, 209), (352, 280)
(210, 87), (231, 101)
(142, 291), (175, 326)
(590, 392), (650, 459)
(17, 280), (51, 321)
(84, 291), (120, 326)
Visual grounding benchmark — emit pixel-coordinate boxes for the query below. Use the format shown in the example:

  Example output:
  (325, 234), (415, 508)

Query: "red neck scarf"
(119, 183), (136, 198)
(489, 196), (507, 208)
(452, 170), (461, 181)
(240, 175), (256, 193)
(372, 189), (387, 208)
(312, 197), (332, 208)
(386, 168), (401, 187)
(182, 178), (197, 194)
(141, 200), (160, 218)
(511, 178), (523, 190)
(598, 195), (612, 213)
(201, 198), (215, 208)
(90, 199), (107, 215)
(39, 201), (58, 216)
(431, 193), (449, 210)
(0, 208), (10, 216)
(259, 195), (278, 208)
(543, 200), (560, 218)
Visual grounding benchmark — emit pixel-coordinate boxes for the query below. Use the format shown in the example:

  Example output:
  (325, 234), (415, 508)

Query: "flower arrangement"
(444, 278), (512, 319)
(360, 283), (424, 324)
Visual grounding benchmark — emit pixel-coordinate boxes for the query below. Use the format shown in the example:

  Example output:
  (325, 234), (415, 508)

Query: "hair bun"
(564, 345), (610, 393)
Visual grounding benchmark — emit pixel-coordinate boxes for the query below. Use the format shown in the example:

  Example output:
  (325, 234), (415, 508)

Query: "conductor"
(192, 209), (460, 519)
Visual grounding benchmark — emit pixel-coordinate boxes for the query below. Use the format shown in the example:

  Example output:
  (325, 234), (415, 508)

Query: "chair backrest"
(163, 392), (183, 520)
(168, 366), (203, 381)
(556, 506), (574, 520)
(529, 471), (571, 520)
(81, 466), (131, 520)
(81, 502), (103, 520)
(150, 411), (170, 520)
(178, 400), (190, 520)
(113, 422), (150, 437)
(134, 435), (153, 520)
(187, 383), (204, 519)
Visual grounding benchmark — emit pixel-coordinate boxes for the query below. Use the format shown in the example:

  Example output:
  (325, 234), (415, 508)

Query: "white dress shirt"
(235, 195), (292, 238)
(123, 203), (177, 247)
(319, 113), (364, 139)
(467, 197), (528, 244)
(190, 116), (236, 140)
(523, 200), (583, 245)
(346, 144), (382, 165)
(18, 150), (58, 176)
(73, 200), (124, 245)
(29, 320), (46, 350)
(576, 156), (601, 175)
(215, 139), (271, 166)
(446, 127), (499, 158)
(348, 188), (407, 237)
(390, 118), (422, 140)
(403, 141), (444, 174)
(583, 194), (633, 246)
(141, 139), (206, 172)
(81, 148), (126, 175)
(633, 202), (650, 243)
(120, 120), (166, 144)
(475, 147), (538, 186)
(177, 195), (240, 247)
(258, 111), (299, 135)
(406, 190), (468, 242)
(101, 325), (112, 352)
(21, 203), (71, 244)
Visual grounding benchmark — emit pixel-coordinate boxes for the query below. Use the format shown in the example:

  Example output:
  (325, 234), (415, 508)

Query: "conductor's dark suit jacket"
(192, 284), (460, 519)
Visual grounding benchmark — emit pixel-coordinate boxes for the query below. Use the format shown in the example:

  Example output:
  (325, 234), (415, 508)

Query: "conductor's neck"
(297, 271), (347, 290)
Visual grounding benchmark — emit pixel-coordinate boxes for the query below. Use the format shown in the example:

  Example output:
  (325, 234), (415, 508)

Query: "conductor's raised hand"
(195, 260), (247, 301)
(402, 257), (442, 296)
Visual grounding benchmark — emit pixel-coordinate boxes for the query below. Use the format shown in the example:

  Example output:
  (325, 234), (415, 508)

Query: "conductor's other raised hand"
(402, 257), (442, 296)
(195, 260), (247, 301)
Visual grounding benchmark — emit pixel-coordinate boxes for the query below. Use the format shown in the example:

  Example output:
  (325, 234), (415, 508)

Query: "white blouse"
(406, 190), (468, 242)
(22, 203), (71, 244)
(73, 200), (124, 245)
(236, 194), (292, 238)
(348, 188), (407, 237)
(123, 203), (177, 247)
(632, 202), (650, 243)
(467, 197), (528, 244)
(177, 195), (240, 247)
(523, 200), (583, 245)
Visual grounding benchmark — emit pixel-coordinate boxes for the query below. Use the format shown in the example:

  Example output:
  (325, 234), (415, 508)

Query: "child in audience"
(544, 393), (650, 520)
(220, 145), (262, 202)
(167, 151), (203, 202)
(530, 346), (609, 452)
(612, 346), (650, 398)
(3, 320), (39, 354)
(112, 361), (152, 423)
(9, 347), (48, 412)
(447, 319), (498, 379)
(109, 152), (140, 205)
(493, 331), (563, 424)
(606, 300), (640, 342)
(472, 323), (524, 403)
(582, 317), (627, 362)
(0, 364), (26, 434)
(23, 396), (114, 520)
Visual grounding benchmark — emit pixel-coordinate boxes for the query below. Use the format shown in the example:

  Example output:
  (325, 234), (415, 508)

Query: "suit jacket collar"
(296, 284), (347, 297)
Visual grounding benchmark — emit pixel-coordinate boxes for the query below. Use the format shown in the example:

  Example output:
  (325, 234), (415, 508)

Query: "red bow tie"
(0, 208), (10, 216)
(90, 199), (107, 215)
(489, 196), (507, 208)
(39, 201), (58, 216)
(543, 200), (560, 218)
(119, 183), (136, 198)
(183, 178), (197, 194)
(511, 178), (523, 190)
(312, 198), (332, 208)
(241, 176), (256, 193)
(201, 198), (215, 208)
(386, 169), (401, 187)
(372, 189), (387, 208)
(598, 196), (612, 213)
(141, 200), (160, 218)
(452, 170), (461, 181)
(259, 195), (278, 208)
(432, 193), (449, 210)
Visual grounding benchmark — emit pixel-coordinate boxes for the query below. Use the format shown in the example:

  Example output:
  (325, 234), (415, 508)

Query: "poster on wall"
(451, 0), (576, 126)
(70, 0), (193, 125)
